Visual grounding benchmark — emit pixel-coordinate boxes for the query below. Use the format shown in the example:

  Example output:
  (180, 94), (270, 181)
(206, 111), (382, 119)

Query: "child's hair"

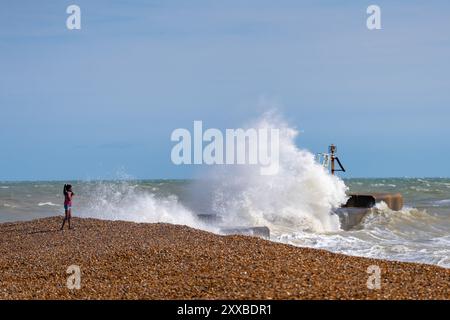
(64, 184), (73, 194)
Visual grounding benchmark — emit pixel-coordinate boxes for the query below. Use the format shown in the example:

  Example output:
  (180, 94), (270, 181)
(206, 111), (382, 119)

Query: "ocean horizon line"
(1, 176), (450, 183)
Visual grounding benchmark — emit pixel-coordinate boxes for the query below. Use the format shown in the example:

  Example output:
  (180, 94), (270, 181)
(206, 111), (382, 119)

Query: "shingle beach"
(0, 217), (448, 299)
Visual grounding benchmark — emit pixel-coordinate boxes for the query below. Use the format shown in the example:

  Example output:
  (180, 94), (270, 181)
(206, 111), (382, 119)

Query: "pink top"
(64, 192), (73, 206)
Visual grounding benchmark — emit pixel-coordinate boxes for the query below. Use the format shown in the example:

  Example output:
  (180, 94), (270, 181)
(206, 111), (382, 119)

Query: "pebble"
(0, 217), (448, 299)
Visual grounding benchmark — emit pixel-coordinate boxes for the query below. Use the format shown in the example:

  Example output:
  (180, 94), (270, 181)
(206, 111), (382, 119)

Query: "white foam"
(434, 199), (450, 205)
(38, 202), (59, 207)
(206, 112), (348, 233)
(77, 181), (207, 230)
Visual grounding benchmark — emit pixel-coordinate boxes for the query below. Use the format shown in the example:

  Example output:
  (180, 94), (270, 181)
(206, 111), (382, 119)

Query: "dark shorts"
(64, 204), (72, 210)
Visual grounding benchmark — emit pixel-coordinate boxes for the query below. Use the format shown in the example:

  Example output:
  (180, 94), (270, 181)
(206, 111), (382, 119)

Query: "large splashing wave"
(76, 112), (348, 234)
(206, 112), (348, 233)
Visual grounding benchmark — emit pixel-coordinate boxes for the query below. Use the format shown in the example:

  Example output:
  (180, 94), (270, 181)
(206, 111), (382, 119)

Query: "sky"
(1, 0), (450, 180)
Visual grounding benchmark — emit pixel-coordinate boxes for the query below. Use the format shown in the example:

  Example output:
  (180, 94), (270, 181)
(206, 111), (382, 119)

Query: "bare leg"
(68, 208), (72, 229)
(61, 210), (68, 230)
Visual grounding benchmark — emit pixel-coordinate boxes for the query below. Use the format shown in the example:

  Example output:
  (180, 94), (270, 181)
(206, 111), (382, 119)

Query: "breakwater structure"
(319, 144), (403, 230)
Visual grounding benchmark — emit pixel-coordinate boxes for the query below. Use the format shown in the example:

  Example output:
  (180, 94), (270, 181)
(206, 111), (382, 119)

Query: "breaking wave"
(206, 112), (348, 233)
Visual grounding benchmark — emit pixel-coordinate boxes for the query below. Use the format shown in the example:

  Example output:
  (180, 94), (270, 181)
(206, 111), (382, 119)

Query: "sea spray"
(74, 112), (348, 234)
(204, 112), (349, 233)
(75, 180), (205, 230)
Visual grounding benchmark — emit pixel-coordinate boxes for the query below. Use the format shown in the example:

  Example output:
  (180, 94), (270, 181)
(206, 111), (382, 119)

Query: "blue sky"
(1, 0), (450, 180)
